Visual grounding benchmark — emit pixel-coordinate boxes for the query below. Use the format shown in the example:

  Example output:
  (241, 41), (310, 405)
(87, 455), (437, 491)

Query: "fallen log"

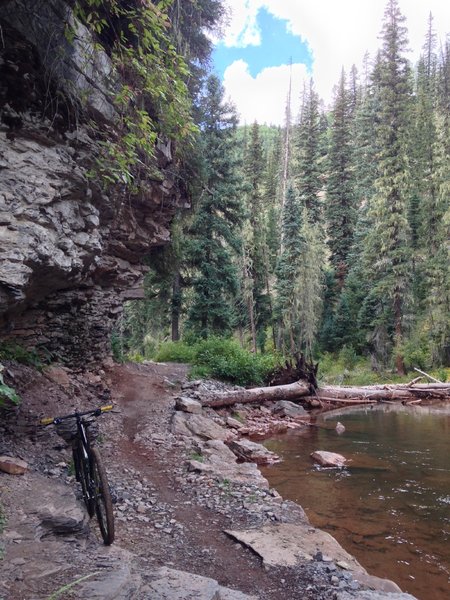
(201, 380), (450, 409)
(201, 380), (311, 408)
(315, 383), (450, 402)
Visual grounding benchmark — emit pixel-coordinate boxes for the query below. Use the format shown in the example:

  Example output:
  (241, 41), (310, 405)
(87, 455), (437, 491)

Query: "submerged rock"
(311, 450), (347, 468)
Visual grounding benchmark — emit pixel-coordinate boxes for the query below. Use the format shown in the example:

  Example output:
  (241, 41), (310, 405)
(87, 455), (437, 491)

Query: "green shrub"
(154, 337), (281, 386)
(154, 341), (196, 363)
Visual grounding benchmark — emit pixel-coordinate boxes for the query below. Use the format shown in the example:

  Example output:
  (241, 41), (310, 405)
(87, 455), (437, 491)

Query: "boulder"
(311, 450), (347, 468)
(188, 440), (269, 487)
(0, 456), (28, 475)
(227, 439), (280, 465)
(147, 567), (257, 600)
(272, 400), (307, 418)
(171, 412), (229, 441)
(175, 397), (202, 414)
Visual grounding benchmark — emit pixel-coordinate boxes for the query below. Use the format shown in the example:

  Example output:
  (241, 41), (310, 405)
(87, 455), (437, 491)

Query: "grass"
(47, 572), (100, 600)
(317, 349), (450, 386)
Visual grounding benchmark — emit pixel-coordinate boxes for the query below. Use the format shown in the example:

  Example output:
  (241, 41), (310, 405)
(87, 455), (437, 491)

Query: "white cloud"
(223, 60), (309, 126)
(219, 0), (450, 124)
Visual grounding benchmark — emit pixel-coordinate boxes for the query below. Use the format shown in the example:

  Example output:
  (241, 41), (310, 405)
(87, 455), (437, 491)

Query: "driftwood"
(201, 380), (450, 409)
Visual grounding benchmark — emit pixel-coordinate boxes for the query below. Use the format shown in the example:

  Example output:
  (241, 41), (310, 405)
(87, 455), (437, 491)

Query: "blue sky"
(213, 0), (450, 126)
(213, 8), (312, 79)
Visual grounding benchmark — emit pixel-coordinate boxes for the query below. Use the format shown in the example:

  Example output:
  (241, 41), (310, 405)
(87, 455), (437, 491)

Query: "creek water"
(261, 404), (450, 600)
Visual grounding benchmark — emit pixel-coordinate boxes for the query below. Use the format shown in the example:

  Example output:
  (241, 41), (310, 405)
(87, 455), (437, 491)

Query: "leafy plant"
(0, 363), (20, 407)
(0, 342), (42, 368)
(155, 337), (282, 386)
(72, 0), (197, 190)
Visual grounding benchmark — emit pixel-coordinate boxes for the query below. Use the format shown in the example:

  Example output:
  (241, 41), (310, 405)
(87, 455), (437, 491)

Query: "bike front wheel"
(90, 447), (115, 545)
(73, 445), (95, 517)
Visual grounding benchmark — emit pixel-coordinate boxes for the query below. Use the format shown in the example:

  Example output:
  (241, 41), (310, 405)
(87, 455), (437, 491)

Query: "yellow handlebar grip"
(40, 417), (54, 425)
(100, 405), (113, 412)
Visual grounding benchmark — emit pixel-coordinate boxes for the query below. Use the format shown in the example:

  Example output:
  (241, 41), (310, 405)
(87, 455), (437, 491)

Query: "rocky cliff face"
(0, 1), (188, 367)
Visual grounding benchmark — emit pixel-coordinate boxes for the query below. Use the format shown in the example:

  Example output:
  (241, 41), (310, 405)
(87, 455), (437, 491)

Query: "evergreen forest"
(116, 0), (450, 382)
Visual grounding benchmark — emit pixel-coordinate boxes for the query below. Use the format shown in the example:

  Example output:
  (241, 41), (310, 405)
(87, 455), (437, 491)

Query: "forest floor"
(0, 360), (415, 599)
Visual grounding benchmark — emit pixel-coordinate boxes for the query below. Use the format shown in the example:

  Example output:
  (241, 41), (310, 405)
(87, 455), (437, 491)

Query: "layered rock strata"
(0, 1), (187, 366)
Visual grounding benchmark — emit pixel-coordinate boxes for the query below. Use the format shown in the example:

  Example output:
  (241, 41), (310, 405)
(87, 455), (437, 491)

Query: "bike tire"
(73, 445), (95, 517)
(90, 447), (115, 545)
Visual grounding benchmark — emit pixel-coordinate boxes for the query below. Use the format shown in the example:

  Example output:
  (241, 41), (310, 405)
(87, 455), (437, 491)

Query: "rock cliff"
(0, 0), (188, 367)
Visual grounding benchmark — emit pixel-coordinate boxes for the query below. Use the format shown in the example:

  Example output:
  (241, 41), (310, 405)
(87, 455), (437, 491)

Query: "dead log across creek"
(200, 381), (450, 408)
(201, 380), (311, 408)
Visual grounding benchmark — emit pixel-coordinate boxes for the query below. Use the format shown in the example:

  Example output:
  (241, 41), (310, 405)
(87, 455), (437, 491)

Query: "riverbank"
(0, 361), (417, 599)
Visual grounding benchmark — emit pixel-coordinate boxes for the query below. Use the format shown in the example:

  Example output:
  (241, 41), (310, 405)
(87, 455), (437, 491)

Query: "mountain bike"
(41, 405), (115, 545)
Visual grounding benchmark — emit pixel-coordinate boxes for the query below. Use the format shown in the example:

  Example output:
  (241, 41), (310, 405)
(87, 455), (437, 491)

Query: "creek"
(261, 403), (450, 600)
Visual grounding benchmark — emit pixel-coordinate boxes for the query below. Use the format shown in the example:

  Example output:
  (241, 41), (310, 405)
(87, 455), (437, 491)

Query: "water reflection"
(261, 403), (450, 600)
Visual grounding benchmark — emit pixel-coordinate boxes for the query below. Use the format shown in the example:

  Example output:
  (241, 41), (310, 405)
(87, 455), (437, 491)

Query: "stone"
(175, 396), (203, 414)
(171, 412), (229, 441)
(336, 422), (346, 434)
(226, 417), (245, 429)
(147, 567), (257, 600)
(337, 592), (417, 600)
(225, 523), (363, 569)
(0, 456), (28, 475)
(189, 440), (269, 487)
(311, 450), (347, 468)
(78, 547), (142, 599)
(272, 400), (307, 418)
(227, 439), (280, 465)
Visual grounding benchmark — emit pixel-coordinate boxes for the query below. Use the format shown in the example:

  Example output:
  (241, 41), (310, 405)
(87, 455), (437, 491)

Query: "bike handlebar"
(40, 405), (113, 426)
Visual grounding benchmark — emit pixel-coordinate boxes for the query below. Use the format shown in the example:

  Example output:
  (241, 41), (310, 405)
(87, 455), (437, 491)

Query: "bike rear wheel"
(73, 445), (95, 517)
(90, 447), (115, 545)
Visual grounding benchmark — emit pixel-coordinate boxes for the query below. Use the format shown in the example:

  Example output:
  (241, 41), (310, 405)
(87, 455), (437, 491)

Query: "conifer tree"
(360, 0), (413, 373)
(294, 79), (323, 223)
(187, 75), (244, 338)
(326, 69), (357, 287)
(274, 185), (302, 353)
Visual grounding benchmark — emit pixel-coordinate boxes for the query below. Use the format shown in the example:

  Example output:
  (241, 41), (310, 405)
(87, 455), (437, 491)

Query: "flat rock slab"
(171, 412), (229, 441)
(77, 547), (141, 599)
(338, 591), (417, 600)
(147, 567), (257, 600)
(225, 523), (362, 569)
(226, 524), (406, 595)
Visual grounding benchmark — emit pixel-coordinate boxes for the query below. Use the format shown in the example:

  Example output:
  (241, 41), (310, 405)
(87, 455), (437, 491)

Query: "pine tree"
(326, 68), (357, 287)
(187, 75), (244, 338)
(360, 0), (413, 373)
(294, 79), (323, 223)
(274, 185), (302, 353)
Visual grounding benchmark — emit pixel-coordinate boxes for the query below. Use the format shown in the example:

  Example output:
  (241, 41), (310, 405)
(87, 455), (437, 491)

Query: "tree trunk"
(171, 270), (181, 342)
(200, 381), (450, 409)
(201, 380), (311, 408)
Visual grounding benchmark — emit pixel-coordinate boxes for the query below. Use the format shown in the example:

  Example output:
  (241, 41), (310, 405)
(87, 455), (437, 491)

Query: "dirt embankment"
(0, 361), (416, 600)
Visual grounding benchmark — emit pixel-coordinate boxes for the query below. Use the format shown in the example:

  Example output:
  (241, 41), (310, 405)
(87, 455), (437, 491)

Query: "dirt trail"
(1, 360), (405, 599)
(104, 362), (295, 597)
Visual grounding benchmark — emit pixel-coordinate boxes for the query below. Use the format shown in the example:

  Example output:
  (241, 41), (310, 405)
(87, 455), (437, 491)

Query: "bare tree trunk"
(201, 380), (311, 408)
(171, 270), (181, 342)
(200, 381), (450, 409)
